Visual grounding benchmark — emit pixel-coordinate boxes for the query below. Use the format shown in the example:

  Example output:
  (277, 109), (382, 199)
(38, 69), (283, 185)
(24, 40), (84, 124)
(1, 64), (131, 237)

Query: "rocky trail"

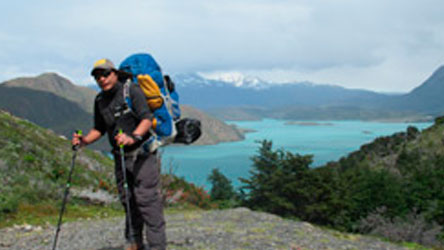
(0, 208), (411, 250)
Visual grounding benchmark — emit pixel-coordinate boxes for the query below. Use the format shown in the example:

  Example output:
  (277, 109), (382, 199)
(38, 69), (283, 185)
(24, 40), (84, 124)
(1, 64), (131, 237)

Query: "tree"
(207, 168), (235, 202)
(240, 140), (315, 216)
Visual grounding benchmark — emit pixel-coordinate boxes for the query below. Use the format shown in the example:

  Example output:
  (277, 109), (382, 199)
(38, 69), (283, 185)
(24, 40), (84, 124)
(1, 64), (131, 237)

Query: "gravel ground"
(0, 207), (411, 250)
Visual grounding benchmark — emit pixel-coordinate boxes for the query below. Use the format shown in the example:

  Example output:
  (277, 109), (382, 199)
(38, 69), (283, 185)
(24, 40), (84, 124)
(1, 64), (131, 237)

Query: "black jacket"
(94, 81), (153, 152)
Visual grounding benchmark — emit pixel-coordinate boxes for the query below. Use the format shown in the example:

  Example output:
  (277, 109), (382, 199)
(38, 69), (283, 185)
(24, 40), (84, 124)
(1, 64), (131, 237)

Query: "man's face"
(93, 69), (118, 91)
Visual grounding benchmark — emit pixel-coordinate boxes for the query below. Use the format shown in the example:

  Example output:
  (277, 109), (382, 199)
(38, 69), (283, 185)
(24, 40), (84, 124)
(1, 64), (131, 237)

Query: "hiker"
(71, 58), (166, 250)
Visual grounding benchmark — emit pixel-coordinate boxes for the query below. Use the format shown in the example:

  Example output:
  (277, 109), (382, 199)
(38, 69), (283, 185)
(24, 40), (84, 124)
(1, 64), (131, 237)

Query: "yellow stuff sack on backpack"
(137, 74), (163, 110)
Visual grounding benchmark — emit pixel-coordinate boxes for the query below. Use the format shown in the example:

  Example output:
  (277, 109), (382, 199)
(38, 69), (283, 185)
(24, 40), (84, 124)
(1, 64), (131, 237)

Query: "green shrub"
(162, 174), (214, 209)
(434, 116), (444, 126)
(0, 189), (19, 215)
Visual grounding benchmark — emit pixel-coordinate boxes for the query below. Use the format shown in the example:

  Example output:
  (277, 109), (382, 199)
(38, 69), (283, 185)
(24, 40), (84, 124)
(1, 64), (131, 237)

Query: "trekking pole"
(119, 129), (135, 243)
(52, 130), (82, 250)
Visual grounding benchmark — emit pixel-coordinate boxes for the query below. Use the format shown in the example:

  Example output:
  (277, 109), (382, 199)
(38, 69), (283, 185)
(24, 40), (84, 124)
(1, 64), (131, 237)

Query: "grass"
(165, 205), (203, 215)
(0, 201), (124, 229)
(400, 242), (433, 250)
(0, 201), (205, 229)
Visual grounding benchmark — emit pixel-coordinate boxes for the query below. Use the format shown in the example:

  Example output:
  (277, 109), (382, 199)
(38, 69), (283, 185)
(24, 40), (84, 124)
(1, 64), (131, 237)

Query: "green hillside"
(0, 109), (115, 223)
(331, 118), (444, 172)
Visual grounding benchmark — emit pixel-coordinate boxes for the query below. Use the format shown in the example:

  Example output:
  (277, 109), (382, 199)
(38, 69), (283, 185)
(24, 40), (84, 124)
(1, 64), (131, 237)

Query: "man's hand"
(115, 132), (136, 146)
(71, 129), (101, 148)
(72, 131), (83, 148)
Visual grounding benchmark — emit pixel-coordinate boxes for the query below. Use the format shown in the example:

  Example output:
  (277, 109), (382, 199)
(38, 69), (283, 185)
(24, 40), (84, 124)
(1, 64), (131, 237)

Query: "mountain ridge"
(171, 65), (444, 120)
(388, 65), (444, 115)
(174, 73), (391, 110)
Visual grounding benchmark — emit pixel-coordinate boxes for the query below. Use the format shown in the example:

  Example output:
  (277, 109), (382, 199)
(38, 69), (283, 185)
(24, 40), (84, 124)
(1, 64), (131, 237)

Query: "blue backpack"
(119, 53), (201, 152)
(120, 53), (181, 152)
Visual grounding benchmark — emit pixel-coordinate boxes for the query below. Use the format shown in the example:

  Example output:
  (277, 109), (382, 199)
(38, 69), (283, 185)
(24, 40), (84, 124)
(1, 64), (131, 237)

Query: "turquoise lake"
(160, 120), (432, 190)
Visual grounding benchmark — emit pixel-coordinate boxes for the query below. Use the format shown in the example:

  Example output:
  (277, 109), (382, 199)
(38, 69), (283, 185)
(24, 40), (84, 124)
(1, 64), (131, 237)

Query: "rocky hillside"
(0, 208), (413, 250)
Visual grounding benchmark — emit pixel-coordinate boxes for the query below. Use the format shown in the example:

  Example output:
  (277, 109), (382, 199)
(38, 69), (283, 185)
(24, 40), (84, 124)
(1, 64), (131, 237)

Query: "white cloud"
(0, 0), (443, 91)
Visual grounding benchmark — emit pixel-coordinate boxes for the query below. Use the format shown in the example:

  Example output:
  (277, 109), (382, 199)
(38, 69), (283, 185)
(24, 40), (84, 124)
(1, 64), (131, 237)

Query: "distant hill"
(386, 66), (444, 116)
(0, 86), (93, 135)
(2, 73), (97, 113)
(180, 105), (244, 145)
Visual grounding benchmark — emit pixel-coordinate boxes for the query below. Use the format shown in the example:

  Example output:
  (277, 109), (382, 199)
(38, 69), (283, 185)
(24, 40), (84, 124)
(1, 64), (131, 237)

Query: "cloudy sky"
(1, 0), (443, 92)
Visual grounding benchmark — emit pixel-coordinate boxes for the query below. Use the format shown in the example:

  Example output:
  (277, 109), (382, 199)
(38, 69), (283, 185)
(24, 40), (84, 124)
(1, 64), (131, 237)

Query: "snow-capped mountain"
(173, 72), (320, 90)
(198, 72), (272, 89)
(171, 73), (211, 86)
(170, 72), (390, 110)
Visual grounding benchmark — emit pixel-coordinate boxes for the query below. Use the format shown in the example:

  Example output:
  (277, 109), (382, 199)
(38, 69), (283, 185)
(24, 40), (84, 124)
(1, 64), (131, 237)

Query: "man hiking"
(72, 58), (166, 250)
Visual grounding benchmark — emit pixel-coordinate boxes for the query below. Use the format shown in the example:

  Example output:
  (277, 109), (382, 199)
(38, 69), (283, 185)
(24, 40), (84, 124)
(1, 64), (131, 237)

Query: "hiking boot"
(124, 242), (144, 250)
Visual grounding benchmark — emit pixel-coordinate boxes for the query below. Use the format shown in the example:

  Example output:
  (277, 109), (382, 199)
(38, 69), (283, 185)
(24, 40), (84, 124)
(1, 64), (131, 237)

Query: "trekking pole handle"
(119, 129), (124, 149)
(72, 130), (83, 151)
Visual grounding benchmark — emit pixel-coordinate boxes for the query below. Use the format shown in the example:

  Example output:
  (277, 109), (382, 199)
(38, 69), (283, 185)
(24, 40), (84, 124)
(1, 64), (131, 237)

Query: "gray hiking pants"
(113, 150), (166, 250)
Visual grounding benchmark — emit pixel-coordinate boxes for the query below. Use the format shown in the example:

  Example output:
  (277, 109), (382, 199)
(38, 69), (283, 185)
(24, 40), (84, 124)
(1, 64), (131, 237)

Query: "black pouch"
(174, 118), (202, 144)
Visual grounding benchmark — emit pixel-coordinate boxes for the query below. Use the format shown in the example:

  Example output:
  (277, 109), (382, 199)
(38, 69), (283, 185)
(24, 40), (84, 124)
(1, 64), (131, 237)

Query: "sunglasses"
(93, 69), (113, 80)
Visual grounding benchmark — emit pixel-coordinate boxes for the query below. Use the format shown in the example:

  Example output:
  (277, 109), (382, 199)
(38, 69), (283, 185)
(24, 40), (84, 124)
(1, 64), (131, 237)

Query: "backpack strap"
(123, 80), (133, 110)
(123, 79), (160, 149)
